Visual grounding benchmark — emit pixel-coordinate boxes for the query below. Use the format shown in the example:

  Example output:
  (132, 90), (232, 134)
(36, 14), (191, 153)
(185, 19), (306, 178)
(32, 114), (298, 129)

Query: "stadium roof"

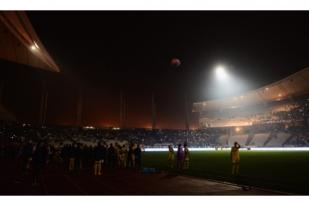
(193, 67), (309, 112)
(0, 11), (60, 72)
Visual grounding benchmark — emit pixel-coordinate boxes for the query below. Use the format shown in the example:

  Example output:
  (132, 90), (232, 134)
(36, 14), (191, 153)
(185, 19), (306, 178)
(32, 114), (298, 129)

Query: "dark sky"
(3, 11), (309, 129)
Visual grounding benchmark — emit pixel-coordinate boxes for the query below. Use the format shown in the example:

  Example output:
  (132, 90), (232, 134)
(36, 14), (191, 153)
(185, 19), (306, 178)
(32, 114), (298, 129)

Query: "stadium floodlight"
(215, 65), (229, 81)
(207, 63), (248, 99)
(30, 45), (37, 51)
(30, 41), (39, 51)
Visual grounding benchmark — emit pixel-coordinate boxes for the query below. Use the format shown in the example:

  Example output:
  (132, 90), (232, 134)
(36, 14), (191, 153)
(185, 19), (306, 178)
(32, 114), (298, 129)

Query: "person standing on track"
(134, 144), (142, 169)
(93, 142), (105, 176)
(176, 144), (184, 170)
(32, 142), (48, 186)
(68, 144), (77, 172)
(167, 145), (175, 169)
(127, 143), (135, 168)
(231, 141), (241, 176)
(183, 143), (190, 170)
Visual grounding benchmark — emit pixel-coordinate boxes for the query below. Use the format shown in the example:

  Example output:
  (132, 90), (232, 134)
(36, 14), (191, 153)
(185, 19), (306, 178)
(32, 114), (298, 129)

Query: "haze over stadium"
(0, 11), (308, 195)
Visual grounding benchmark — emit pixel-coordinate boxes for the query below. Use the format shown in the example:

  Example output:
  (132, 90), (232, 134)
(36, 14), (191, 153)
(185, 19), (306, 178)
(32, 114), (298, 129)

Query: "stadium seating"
(265, 132), (291, 147)
(250, 133), (270, 147)
(217, 135), (229, 146)
(228, 134), (249, 147)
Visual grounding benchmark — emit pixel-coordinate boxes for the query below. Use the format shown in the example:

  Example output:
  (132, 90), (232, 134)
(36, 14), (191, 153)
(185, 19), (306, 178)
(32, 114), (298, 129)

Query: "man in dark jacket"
(107, 143), (116, 168)
(134, 144), (142, 169)
(32, 142), (48, 186)
(93, 142), (105, 176)
(21, 141), (33, 175)
(68, 144), (77, 172)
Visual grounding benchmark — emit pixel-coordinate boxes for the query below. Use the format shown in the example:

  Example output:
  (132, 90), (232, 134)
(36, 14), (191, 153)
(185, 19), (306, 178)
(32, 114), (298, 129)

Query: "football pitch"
(142, 150), (309, 194)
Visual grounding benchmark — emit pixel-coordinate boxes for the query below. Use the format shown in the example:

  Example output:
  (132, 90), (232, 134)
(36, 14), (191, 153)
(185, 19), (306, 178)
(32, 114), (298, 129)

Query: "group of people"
(167, 143), (190, 170)
(60, 142), (142, 175)
(2, 140), (143, 186)
(166, 141), (241, 176)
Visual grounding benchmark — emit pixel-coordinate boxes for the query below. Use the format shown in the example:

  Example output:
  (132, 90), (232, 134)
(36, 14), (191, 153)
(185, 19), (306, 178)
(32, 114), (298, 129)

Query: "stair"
(263, 133), (274, 146)
(282, 135), (295, 146)
(246, 133), (255, 146)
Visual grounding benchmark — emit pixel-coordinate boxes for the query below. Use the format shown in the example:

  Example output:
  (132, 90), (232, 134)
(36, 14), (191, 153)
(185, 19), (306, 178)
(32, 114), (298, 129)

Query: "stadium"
(0, 11), (309, 195)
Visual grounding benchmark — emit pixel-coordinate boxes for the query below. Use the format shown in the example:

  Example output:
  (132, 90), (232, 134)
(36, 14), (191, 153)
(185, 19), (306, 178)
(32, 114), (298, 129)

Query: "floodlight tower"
(0, 80), (4, 105)
(179, 62), (190, 131)
(39, 80), (48, 126)
(76, 87), (83, 127)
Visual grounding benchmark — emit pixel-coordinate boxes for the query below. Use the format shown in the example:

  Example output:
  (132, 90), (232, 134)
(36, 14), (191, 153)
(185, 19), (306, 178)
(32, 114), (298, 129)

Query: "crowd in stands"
(0, 120), (308, 156)
(0, 122), (218, 148)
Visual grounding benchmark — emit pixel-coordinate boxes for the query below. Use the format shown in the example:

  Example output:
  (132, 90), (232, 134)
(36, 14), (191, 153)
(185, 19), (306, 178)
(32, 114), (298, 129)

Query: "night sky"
(2, 11), (309, 129)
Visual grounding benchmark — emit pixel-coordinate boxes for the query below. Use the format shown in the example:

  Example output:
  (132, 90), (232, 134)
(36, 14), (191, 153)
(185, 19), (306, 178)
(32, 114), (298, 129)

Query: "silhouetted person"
(134, 144), (142, 169)
(231, 141), (241, 176)
(93, 142), (105, 176)
(107, 143), (116, 168)
(176, 144), (184, 170)
(75, 144), (83, 172)
(183, 143), (190, 170)
(32, 142), (48, 186)
(168, 145), (175, 169)
(21, 141), (33, 175)
(127, 143), (135, 168)
(68, 144), (77, 172)
(119, 145), (127, 168)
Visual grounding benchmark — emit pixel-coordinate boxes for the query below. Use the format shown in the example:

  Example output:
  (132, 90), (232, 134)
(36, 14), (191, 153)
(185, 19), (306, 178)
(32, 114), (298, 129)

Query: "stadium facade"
(193, 67), (309, 128)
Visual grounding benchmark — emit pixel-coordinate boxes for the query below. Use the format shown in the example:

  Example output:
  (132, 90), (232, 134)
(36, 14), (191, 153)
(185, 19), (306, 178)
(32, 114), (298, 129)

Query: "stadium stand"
(266, 132), (291, 147)
(245, 133), (255, 146)
(250, 133), (271, 147)
(217, 135), (229, 146)
(228, 134), (248, 147)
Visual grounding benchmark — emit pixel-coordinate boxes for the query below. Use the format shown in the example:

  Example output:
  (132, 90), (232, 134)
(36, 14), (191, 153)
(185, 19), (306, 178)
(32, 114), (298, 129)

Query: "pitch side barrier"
(144, 147), (309, 152)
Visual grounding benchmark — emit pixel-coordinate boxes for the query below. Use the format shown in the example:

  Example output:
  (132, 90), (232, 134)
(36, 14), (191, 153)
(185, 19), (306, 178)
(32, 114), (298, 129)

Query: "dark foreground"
(0, 159), (282, 195)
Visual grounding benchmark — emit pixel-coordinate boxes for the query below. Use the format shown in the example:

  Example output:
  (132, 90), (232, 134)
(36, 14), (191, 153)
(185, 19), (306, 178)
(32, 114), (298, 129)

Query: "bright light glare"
(30, 41), (39, 51)
(215, 65), (228, 81)
(30, 45), (37, 51)
(83, 126), (95, 129)
(145, 147), (309, 152)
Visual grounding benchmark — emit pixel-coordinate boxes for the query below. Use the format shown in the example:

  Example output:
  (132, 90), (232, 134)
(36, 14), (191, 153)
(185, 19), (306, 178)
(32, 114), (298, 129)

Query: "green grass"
(142, 150), (309, 194)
